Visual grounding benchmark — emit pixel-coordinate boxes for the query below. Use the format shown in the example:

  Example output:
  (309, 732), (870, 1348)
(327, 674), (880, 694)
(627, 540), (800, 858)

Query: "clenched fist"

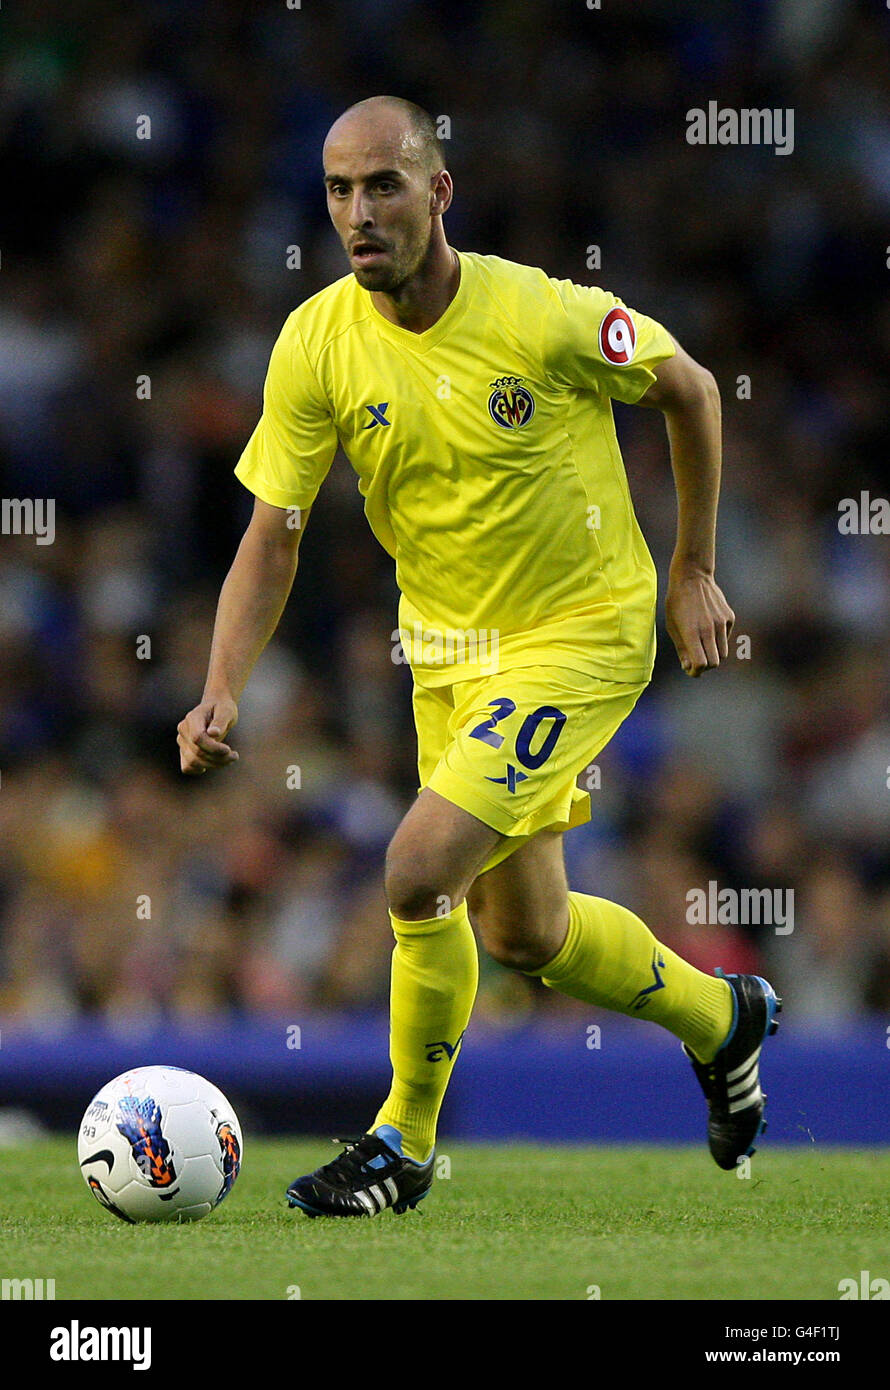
(665, 566), (735, 677)
(177, 694), (239, 775)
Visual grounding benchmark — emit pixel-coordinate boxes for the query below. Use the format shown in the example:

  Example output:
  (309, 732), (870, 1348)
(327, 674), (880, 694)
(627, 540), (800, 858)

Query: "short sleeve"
(544, 279), (676, 404)
(234, 314), (338, 510)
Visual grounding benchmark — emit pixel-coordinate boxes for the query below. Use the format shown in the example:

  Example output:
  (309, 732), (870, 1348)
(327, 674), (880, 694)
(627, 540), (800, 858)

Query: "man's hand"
(177, 694), (239, 774)
(665, 565), (735, 677)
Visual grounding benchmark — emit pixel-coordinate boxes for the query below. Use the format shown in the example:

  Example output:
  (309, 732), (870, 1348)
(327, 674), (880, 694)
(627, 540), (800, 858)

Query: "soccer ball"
(77, 1065), (242, 1223)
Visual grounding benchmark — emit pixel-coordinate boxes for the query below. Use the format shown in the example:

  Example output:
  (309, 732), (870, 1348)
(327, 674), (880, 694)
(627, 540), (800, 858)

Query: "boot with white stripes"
(683, 970), (782, 1171)
(286, 1126), (434, 1217)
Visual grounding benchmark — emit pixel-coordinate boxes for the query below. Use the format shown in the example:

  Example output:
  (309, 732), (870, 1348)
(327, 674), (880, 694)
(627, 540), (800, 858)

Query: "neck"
(371, 227), (460, 334)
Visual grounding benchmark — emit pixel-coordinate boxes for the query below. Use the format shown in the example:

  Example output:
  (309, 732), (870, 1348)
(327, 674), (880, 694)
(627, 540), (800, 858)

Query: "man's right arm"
(177, 497), (307, 775)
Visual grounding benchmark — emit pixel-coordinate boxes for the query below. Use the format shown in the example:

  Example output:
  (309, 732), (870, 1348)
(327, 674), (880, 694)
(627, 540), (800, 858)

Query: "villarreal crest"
(488, 375), (535, 429)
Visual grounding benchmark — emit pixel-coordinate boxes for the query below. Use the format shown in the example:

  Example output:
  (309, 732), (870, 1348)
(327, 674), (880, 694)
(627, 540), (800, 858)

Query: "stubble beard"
(350, 229), (430, 295)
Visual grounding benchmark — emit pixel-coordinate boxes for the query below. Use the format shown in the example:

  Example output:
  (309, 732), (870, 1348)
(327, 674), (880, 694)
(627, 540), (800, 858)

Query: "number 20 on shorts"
(468, 698), (567, 770)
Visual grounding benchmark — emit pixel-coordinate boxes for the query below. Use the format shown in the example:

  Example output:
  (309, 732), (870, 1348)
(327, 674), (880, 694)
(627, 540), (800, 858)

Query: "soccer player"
(177, 96), (780, 1217)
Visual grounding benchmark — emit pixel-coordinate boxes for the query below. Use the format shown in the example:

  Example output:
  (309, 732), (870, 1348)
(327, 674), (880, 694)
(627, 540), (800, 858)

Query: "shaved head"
(325, 96), (443, 176)
(323, 94), (453, 299)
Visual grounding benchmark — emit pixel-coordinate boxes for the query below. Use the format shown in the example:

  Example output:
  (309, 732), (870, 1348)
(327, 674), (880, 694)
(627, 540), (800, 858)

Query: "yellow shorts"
(413, 666), (648, 873)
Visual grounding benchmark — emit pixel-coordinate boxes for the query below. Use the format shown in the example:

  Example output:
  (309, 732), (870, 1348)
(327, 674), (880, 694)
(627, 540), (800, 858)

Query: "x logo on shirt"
(363, 402), (391, 428)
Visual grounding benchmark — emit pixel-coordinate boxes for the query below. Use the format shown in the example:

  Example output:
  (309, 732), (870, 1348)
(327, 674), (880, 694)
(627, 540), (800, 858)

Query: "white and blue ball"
(77, 1065), (242, 1223)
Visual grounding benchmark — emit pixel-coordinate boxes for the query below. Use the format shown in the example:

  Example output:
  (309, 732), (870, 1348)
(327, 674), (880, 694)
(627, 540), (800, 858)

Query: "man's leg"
(371, 804), (733, 1173)
(467, 831), (734, 1061)
(286, 787), (500, 1215)
(369, 787), (501, 1161)
(468, 830), (781, 1171)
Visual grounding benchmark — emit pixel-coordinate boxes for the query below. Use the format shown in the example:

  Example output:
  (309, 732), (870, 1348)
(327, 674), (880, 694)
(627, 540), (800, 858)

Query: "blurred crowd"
(1, 0), (889, 1028)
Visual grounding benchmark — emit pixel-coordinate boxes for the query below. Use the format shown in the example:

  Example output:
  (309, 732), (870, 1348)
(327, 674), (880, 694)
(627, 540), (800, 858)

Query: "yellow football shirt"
(235, 251), (675, 686)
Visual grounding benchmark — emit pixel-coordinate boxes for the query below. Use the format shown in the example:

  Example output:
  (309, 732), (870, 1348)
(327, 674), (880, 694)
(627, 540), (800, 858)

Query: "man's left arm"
(637, 337), (735, 677)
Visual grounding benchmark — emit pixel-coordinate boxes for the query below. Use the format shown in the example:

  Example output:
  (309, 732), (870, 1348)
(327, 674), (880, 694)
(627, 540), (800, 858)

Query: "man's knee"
(384, 793), (499, 920)
(468, 887), (567, 973)
(384, 835), (461, 920)
(385, 859), (451, 920)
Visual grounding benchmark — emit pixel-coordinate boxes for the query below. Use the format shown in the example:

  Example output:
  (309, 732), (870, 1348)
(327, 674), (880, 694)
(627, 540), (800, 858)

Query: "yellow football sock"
(529, 891), (733, 1062)
(372, 900), (479, 1162)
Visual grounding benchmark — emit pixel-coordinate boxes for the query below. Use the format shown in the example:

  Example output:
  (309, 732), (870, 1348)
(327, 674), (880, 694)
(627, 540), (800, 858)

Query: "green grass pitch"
(2, 1139), (888, 1300)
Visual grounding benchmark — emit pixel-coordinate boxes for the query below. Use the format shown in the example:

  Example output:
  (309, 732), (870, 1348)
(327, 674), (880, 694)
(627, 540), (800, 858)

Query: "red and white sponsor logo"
(598, 307), (636, 365)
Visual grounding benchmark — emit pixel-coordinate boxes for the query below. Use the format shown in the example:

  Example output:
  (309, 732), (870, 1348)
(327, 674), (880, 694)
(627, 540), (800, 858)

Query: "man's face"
(323, 117), (439, 292)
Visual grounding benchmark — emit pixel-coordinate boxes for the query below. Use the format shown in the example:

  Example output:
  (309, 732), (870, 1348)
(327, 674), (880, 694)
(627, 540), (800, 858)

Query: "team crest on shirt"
(487, 375), (535, 430)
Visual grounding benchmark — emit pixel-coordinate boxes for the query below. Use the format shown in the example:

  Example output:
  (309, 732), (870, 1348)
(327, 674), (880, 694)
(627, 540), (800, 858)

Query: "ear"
(430, 169), (453, 217)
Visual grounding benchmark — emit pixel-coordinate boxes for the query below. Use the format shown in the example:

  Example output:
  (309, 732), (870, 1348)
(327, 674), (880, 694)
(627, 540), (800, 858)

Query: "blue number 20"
(469, 700), (566, 770)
